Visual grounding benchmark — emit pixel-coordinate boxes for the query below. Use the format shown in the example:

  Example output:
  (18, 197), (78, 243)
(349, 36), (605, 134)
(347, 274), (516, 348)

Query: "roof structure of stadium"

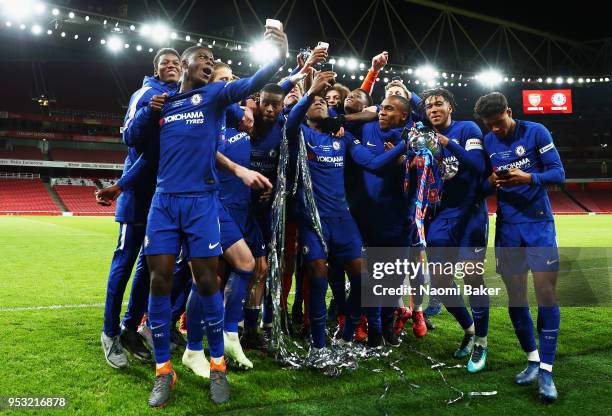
(1, 0), (610, 76)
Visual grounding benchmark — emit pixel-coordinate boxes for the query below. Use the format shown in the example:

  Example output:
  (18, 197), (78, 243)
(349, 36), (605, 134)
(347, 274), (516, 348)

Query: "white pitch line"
(0, 301), (127, 312)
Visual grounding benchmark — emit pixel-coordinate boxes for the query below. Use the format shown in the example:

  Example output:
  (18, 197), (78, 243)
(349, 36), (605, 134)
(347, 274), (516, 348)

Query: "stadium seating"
(566, 190), (612, 213)
(0, 62), (40, 113)
(486, 190), (589, 215)
(50, 148), (126, 164)
(54, 184), (115, 215)
(0, 145), (43, 160)
(41, 62), (122, 113)
(0, 178), (60, 215)
(547, 191), (587, 214)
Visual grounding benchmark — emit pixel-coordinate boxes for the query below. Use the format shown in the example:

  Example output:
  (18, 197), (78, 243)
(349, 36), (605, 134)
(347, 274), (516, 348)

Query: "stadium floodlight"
(476, 69), (503, 87)
(1, 0), (37, 20)
(51, 8), (58, 16)
(250, 40), (279, 63)
(170, 32), (177, 39)
(546, 77), (553, 83)
(555, 77), (563, 84)
(30, 23), (40, 34)
(383, 77), (389, 83)
(140, 22), (170, 44)
(68, 11), (74, 19)
(106, 36), (123, 52)
(415, 65), (437, 80)
(136, 44), (142, 51)
(337, 58), (346, 67)
(407, 68), (413, 74)
(347, 58), (358, 70)
(328, 58), (336, 65)
(567, 77), (574, 84)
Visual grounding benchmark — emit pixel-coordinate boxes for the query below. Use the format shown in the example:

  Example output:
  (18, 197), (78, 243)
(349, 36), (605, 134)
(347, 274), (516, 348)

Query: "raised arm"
(360, 51), (388, 94)
(285, 71), (336, 140)
(217, 26), (288, 107)
(285, 94), (312, 141)
(278, 46), (328, 94)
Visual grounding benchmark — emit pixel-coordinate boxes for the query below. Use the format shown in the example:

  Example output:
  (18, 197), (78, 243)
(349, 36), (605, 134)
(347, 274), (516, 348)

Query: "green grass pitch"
(0, 215), (611, 415)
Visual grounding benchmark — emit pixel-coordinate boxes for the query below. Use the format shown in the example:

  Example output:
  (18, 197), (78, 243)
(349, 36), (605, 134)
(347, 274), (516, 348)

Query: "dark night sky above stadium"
(59, 0), (607, 46)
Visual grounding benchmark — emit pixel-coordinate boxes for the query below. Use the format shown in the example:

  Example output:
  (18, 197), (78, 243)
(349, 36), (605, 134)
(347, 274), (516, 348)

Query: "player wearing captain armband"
(411, 88), (490, 373)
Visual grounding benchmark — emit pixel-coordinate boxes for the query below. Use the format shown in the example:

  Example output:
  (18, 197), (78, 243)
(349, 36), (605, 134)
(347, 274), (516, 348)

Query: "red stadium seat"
(54, 185), (115, 215)
(0, 179), (60, 215)
(547, 191), (587, 214)
(566, 190), (612, 213)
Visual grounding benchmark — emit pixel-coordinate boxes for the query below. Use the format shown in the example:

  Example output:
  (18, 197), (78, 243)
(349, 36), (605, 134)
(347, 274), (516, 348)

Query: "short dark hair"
(420, 88), (457, 112)
(153, 48), (180, 72)
(180, 45), (211, 61)
(384, 94), (411, 114)
(354, 88), (373, 106)
(261, 83), (285, 97)
(474, 92), (508, 119)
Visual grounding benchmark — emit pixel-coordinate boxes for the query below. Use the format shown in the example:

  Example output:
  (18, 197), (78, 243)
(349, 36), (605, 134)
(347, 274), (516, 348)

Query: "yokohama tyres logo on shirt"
(160, 111), (204, 126)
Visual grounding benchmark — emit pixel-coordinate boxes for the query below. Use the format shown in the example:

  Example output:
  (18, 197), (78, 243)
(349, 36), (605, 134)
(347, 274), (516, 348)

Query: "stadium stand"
(548, 191), (587, 214)
(486, 190), (592, 215)
(50, 148), (126, 164)
(0, 145), (43, 160)
(41, 62), (123, 114)
(0, 178), (60, 215)
(53, 183), (116, 215)
(566, 190), (612, 214)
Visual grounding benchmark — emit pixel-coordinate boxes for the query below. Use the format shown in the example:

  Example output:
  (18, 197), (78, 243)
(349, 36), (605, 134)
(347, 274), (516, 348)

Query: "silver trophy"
(404, 125), (458, 180)
(407, 126), (441, 158)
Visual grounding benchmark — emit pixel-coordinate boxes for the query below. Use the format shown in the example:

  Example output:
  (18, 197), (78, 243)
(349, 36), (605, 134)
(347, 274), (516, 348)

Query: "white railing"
(0, 172), (40, 180)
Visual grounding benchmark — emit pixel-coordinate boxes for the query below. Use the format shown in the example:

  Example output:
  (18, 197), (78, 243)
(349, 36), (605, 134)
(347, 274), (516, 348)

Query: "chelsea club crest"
(191, 93), (202, 105)
(515, 145), (525, 156)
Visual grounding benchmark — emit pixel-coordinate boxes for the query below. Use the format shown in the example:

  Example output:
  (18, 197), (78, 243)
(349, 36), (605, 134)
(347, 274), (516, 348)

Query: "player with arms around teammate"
(139, 24), (287, 407)
(285, 72), (408, 354)
(99, 48), (181, 369)
(474, 92), (564, 402)
(420, 88), (490, 372)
